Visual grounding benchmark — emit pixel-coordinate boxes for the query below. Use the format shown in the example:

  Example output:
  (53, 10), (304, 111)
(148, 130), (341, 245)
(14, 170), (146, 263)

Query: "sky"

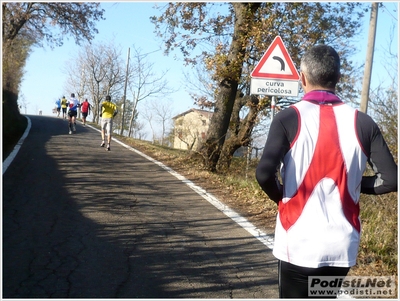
(18, 2), (399, 140)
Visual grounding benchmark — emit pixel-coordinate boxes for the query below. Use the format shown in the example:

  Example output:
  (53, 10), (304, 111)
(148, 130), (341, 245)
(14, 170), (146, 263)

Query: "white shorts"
(101, 118), (113, 135)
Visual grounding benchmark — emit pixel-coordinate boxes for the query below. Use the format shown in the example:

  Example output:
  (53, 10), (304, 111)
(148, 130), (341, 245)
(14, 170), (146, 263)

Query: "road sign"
(250, 78), (299, 97)
(251, 36), (299, 80)
(251, 36), (299, 97)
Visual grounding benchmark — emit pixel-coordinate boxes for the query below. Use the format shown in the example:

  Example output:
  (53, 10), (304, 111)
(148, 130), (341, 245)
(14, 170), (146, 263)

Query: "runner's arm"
(357, 112), (398, 194)
(256, 108), (297, 203)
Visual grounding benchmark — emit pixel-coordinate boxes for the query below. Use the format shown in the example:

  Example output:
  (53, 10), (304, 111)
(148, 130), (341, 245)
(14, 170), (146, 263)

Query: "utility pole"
(120, 47), (130, 135)
(360, 2), (379, 114)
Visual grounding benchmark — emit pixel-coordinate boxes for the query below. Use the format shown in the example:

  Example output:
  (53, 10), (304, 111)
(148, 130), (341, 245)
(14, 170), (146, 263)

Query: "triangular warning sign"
(251, 36), (299, 80)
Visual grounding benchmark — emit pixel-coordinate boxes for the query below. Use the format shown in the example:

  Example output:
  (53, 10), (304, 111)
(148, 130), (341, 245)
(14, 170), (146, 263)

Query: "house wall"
(173, 110), (211, 150)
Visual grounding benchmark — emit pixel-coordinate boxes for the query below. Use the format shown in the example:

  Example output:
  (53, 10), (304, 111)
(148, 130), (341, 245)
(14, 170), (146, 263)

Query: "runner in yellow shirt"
(100, 95), (118, 151)
(60, 96), (68, 119)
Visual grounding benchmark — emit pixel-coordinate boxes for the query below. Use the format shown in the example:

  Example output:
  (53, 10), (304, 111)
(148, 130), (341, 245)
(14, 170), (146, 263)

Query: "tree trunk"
(200, 2), (261, 172)
(219, 94), (261, 171)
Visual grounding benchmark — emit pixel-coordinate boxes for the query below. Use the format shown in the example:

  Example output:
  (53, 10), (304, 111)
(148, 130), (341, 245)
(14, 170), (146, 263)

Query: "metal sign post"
(271, 96), (276, 121)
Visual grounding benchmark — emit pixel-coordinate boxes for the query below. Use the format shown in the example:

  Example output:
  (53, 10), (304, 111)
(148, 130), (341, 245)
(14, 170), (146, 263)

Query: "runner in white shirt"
(256, 45), (397, 298)
(67, 93), (80, 134)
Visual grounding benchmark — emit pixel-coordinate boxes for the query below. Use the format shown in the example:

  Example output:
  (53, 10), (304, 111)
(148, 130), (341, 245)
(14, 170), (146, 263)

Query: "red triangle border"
(251, 36), (300, 80)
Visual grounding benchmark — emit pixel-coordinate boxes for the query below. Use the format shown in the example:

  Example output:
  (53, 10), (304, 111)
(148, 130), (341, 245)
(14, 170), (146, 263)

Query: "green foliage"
(2, 3), (105, 47)
(2, 89), (27, 160)
(152, 2), (368, 100)
(2, 2), (104, 157)
(2, 37), (33, 94)
(151, 2), (370, 171)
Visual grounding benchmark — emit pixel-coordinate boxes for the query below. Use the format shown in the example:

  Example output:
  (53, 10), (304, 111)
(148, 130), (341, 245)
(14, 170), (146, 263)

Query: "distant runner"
(67, 93), (80, 134)
(100, 95), (118, 151)
(55, 98), (61, 117)
(80, 98), (92, 126)
(61, 96), (68, 119)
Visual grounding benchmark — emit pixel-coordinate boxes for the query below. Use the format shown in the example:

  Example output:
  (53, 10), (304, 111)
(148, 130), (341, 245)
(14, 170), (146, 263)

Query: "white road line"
(105, 127), (275, 250)
(3, 116), (31, 175)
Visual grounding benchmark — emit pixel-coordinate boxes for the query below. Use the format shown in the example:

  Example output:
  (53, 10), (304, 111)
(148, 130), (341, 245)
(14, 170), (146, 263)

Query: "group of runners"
(55, 95), (90, 123)
(55, 93), (118, 151)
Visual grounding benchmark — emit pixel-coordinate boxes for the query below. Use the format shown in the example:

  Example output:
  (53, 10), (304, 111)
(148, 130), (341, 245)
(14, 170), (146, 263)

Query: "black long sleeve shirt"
(256, 104), (398, 203)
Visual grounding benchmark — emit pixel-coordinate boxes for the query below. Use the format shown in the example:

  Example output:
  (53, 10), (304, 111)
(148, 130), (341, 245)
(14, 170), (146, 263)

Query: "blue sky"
(19, 3), (192, 117)
(19, 2), (398, 138)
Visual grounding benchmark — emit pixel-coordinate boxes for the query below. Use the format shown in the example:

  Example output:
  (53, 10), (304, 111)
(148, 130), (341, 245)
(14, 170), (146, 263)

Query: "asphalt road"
(3, 115), (278, 298)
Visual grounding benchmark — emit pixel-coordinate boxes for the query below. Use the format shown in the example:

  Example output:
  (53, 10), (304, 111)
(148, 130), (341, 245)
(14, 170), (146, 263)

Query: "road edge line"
(92, 127), (275, 250)
(3, 116), (32, 175)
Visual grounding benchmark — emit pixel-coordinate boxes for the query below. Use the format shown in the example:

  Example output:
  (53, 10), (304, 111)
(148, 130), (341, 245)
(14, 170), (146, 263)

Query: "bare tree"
(183, 63), (216, 110)
(149, 99), (174, 146)
(125, 46), (175, 137)
(64, 52), (89, 112)
(65, 40), (126, 123)
(133, 120), (147, 140)
(141, 108), (156, 143)
(366, 22), (398, 159)
(126, 87), (139, 137)
(65, 44), (176, 135)
(18, 93), (29, 115)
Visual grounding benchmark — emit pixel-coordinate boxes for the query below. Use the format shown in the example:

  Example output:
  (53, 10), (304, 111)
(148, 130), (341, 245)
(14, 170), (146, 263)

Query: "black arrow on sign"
(273, 56), (285, 71)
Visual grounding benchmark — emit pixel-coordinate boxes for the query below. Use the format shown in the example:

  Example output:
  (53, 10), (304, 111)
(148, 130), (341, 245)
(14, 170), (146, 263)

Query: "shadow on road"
(3, 115), (278, 298)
